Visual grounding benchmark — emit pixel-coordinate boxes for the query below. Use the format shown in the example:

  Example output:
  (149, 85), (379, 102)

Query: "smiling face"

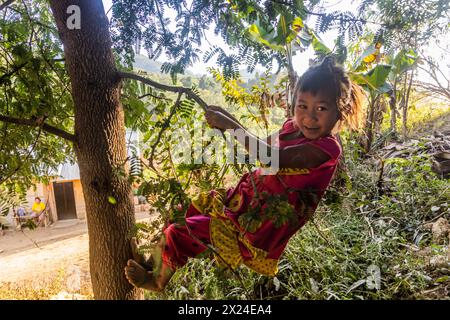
(293, 90), (340, 140)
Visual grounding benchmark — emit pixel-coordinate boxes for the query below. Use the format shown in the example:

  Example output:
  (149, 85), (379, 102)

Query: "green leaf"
(274, 14), (300, 46)
(310, 32), (331, 56)
(108, 196), (117, 205)
(366, 64), (392, 88)
(277, 15), (288, 42)
(435, 276), (449, 283)
(135, 222), (152, 233)
(248, 21), (284, 51)
(295, 27), (313, 48)
(351, 65), (392, 92)
(377, 82), (393, 94)
(353, 44), (378, 71)
(391, 49), (418, 76)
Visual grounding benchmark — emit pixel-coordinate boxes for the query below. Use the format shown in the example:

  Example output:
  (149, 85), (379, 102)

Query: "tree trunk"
(402, 71), (414, 141)
(364, 96), (376, 153)
(389, 81), (397, 137)
(49, 0), (141, 299)
(286, 45), (296, 118)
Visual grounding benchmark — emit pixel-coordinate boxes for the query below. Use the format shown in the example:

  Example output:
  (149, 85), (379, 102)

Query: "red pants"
(161, 205), (212, 270)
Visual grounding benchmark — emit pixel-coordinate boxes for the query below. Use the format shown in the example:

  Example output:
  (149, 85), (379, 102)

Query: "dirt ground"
(0, 211), (154, 299)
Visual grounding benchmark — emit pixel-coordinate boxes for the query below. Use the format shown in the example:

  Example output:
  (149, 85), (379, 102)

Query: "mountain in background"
(132, 54), (259, 80)
(132, 54), (164, 74)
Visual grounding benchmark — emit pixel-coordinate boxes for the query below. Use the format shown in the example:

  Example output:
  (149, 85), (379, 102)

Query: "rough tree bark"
(49, 0), (141, 299)
(402, 71), (414, 140)
(364, 95), (376, 153)
(389, 80), (397, 137)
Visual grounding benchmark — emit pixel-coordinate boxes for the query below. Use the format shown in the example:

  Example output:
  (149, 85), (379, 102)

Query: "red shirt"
(224, 119), (342, 260)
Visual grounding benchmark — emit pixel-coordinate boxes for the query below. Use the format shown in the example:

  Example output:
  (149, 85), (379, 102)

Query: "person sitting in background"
(29, 197), (46, 225)
(16, 207), (26, 217)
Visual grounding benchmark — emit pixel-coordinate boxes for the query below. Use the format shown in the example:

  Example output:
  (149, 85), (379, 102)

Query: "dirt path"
(0, 220), (87, 257)
(0, 234), (90, 283)
(0, 212), (155, 299)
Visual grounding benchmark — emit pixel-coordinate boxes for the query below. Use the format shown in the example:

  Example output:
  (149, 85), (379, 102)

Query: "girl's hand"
(205, 110), (239, 130)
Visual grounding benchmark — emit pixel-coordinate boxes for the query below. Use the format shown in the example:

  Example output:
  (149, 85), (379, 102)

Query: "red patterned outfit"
(162, 119), (342, 275)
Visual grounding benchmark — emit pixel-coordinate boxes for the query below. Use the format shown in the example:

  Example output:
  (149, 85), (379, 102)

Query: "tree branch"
(148, 92), (183, 170)
(0, 62), (28, 84)
(416, 56), (450, 102)
(138, 92), (170, 101)
(4, 4), (57, 32)
(119, 71), (227, 148)
(118, 71), (209, 111)
(0, 114), (76, 142)
(269, 0), (387, 26)
(0, 0), (15, 11)
(421, 57), (449, 84)
(415, 81), (450, 102)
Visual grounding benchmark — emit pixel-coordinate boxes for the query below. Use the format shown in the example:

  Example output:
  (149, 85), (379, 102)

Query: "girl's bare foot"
(130, 237), (153, 271)
(124, 259), (162, 292)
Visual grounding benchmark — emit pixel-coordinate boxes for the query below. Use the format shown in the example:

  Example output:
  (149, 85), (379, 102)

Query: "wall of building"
(6, 179), (146, 227)
(72, 180), (86, 220)
(46, 182), (58, 223)
(5, 183), (51, 227)
(19, 180), (87, 223)
(46, 179), (86, 221)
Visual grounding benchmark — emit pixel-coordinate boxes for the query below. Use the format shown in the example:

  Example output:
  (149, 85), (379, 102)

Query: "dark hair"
(291, 56), (364, 131)
(35, 197), (41, 201)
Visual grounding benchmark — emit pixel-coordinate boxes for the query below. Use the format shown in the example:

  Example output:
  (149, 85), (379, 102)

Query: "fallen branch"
(415, 81), (450, 102)
(19, 227), (41, 249)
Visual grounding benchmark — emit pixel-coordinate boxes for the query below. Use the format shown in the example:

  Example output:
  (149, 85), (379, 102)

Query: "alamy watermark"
(345, 264), (381, 294)
(366, 264), (381, 290)
(66, 5), (81, 30)
(66, 264), (81, 293)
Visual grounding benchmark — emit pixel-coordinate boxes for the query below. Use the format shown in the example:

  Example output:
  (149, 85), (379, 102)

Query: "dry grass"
(0, 267), (93, 300)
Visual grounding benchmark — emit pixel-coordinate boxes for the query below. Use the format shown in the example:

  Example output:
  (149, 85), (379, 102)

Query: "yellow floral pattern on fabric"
(227, 193), (243, 212)
(277, 168), (310, 175)
(210, 218), (242, 270)
(243, 256), (278, 275)
(191, 188), (226, 216)
(257, 159), (310, 176)
(190, 190), (278, 276)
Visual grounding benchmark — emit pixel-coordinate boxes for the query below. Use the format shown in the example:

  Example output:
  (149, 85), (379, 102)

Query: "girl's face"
(293, 90), (340, 140)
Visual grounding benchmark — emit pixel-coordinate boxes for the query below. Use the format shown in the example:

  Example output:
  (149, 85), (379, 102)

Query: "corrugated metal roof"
(50, 130), (140, 181)
(57, 162), (80, 181)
